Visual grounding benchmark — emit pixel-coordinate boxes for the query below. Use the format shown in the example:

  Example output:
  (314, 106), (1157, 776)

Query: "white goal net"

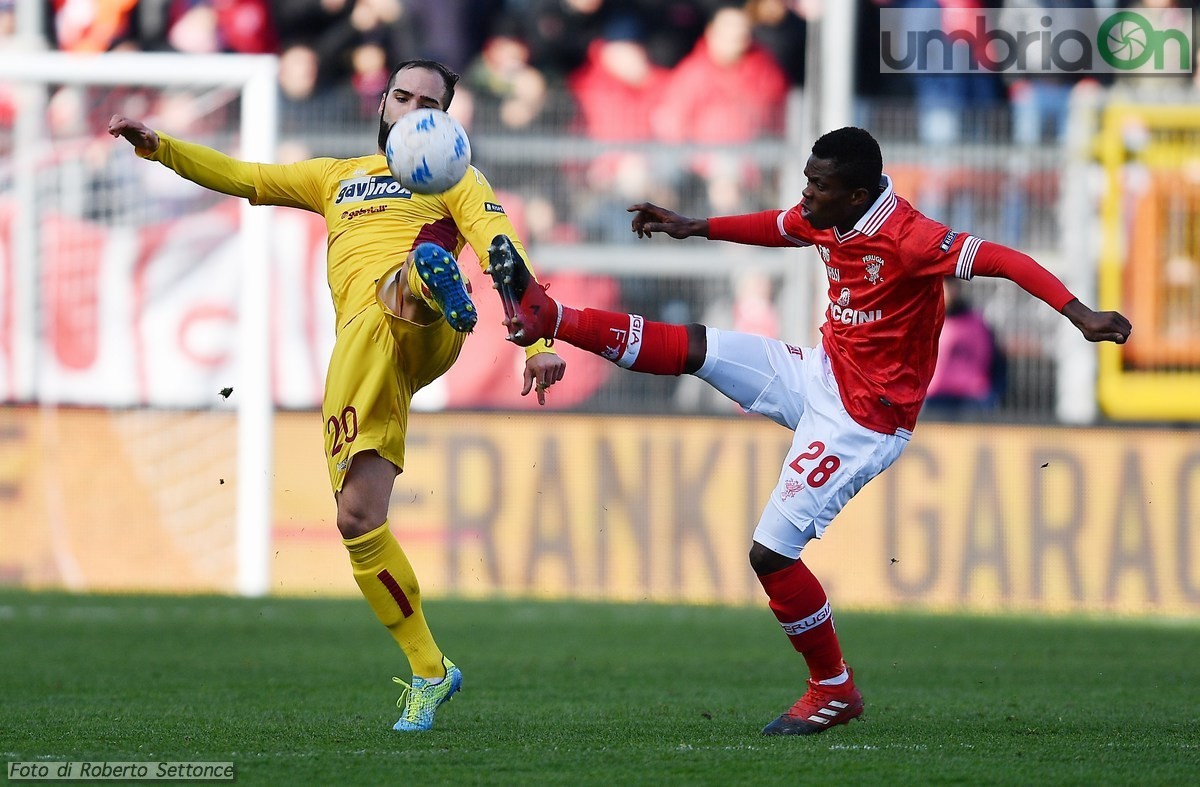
(0, 51), (279, 596)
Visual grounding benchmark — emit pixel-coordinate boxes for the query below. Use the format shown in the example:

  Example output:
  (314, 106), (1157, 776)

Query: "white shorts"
(696, 328), (909, 558)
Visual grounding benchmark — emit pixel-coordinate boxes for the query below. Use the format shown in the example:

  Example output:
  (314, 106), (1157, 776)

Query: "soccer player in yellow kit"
(108, 59), (566, 732)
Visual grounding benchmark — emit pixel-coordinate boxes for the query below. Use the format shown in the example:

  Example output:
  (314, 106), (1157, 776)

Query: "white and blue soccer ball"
(385, 108), (472, 194)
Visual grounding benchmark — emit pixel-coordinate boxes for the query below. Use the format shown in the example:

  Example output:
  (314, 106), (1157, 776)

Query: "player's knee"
(749, 541), (796, 576)
(683, 323), (707, 374)
(336, 507), (379, 539)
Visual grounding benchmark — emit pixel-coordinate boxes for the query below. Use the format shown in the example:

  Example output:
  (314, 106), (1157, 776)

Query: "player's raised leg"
(487, 234), (703, 373)
(409, 242), (477, 332)
(486, 234), (559, 344)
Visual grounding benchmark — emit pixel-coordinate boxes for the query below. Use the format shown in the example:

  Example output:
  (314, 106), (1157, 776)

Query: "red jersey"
(708, 176), (1075, 435)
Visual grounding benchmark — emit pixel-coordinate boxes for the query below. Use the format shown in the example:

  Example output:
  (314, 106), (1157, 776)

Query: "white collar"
(848, 174), (896, 237)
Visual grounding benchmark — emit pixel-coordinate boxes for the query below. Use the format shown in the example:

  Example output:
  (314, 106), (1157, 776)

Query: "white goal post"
(0, 51), (279, 596)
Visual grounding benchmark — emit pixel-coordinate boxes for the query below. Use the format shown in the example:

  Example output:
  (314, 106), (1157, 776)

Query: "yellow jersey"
(144, 133), (554, 356)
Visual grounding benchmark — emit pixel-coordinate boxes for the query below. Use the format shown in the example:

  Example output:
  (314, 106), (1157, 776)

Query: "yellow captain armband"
(524, 340), (557, 358)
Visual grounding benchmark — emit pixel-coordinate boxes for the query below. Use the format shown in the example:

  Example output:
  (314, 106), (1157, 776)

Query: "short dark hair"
(811, 127), (883, 193)
(385, 59), (460, 110)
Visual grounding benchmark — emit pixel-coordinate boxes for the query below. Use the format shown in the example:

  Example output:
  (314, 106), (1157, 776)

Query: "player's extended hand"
(107, 115), (160, 154)
(628, 202), (706, 240)
(522, 352), (567, 406)
(1062, 299), (1132, 344)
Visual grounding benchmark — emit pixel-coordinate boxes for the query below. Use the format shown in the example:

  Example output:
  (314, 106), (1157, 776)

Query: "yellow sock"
(406, 260), (440, 313)
(343, 521), (445, 678)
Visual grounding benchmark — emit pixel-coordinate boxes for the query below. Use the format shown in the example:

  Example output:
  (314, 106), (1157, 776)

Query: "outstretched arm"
(108, 113), (260, 200)
(631, 203), (797, 248)
(971, 241), (1131, 344)
(628, 203), (708, 239)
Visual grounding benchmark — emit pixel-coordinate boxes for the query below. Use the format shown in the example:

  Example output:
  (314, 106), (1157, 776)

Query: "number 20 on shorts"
(327, 406), (359, 456)
(789, 440), (842, 487)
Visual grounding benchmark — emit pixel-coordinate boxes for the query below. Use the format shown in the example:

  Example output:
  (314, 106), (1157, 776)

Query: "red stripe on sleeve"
(707, 210), (790, 247)
(971, 241), (1076, 312)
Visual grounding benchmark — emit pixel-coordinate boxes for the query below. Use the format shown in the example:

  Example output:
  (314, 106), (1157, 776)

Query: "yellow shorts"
(322, 301), (466, 493)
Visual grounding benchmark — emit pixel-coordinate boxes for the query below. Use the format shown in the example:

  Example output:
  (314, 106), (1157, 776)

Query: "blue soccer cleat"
(412, 243), (477, 333)
(392, 657), (463, 732)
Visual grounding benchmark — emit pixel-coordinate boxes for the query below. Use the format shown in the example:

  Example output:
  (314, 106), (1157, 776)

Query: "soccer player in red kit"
(487, 127), (1132, 735)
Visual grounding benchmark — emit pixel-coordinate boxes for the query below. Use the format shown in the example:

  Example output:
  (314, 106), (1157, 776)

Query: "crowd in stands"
(2, 0), (1194, 414)
(26, 2), (1198, 143)
(11, 1), (1198, 238)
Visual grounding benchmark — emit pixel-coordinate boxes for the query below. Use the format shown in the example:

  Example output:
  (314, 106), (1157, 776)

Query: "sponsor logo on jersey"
(484, 201), (506, 214)
(939, 229), (958, 252)
(826, 265), (841, 282)
(830, 288), (882, 325)
(341, 204), (388, 221)
(863, 254), (885, 284)
(334, 176), (413, 204)
(817, 244), (831, 264)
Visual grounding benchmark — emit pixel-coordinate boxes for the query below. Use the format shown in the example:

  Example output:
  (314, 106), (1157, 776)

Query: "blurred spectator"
(567, 14), (666, 140)
(732, 269), (780, 339)
(463, 23), (549, 132)
(277, 43), (361, 136)
(626, 0), (714, 69)
(270, 0), (351, 46)
(0, 0), (16, 128)
(745, 0), (809, 86)
(1001, 1), (1106, 146)
(165, 0), (278, 55)
(53, 0), (139, 52)
(404, 0), (501, 74)
(518, 0), (611, 81)
(273, 0), (418, 93)
(566, 14), (670, 239)
(653, 6), (788, 144)
(892, 0), (1004, 146)
(652, 6), (788, 214)
(349, 39), (391, 115)
(675, 268), (781, 413)
(923, 277), (1006, 419)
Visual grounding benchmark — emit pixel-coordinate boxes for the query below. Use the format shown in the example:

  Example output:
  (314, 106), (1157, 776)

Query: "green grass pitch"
(1, 590), (1197, 786)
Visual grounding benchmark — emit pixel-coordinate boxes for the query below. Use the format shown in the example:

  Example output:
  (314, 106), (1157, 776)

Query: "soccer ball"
(385, 108), (472, 194)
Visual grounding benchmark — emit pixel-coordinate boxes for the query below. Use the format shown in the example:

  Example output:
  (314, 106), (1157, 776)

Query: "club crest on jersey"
(863, 254), (885, 285)
(334, 175), (413, 204)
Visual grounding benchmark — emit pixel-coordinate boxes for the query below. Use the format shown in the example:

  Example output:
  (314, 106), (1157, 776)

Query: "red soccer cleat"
(761, 669), (864, 736)
(486, 234), (558, 346)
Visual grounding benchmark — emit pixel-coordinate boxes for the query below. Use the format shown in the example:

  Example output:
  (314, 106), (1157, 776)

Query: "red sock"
(557, 307), (688, 375)
(757, 559), (846, 682)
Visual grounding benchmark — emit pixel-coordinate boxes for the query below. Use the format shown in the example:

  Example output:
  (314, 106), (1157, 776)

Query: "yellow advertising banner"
(2, 407), (1198, 617)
